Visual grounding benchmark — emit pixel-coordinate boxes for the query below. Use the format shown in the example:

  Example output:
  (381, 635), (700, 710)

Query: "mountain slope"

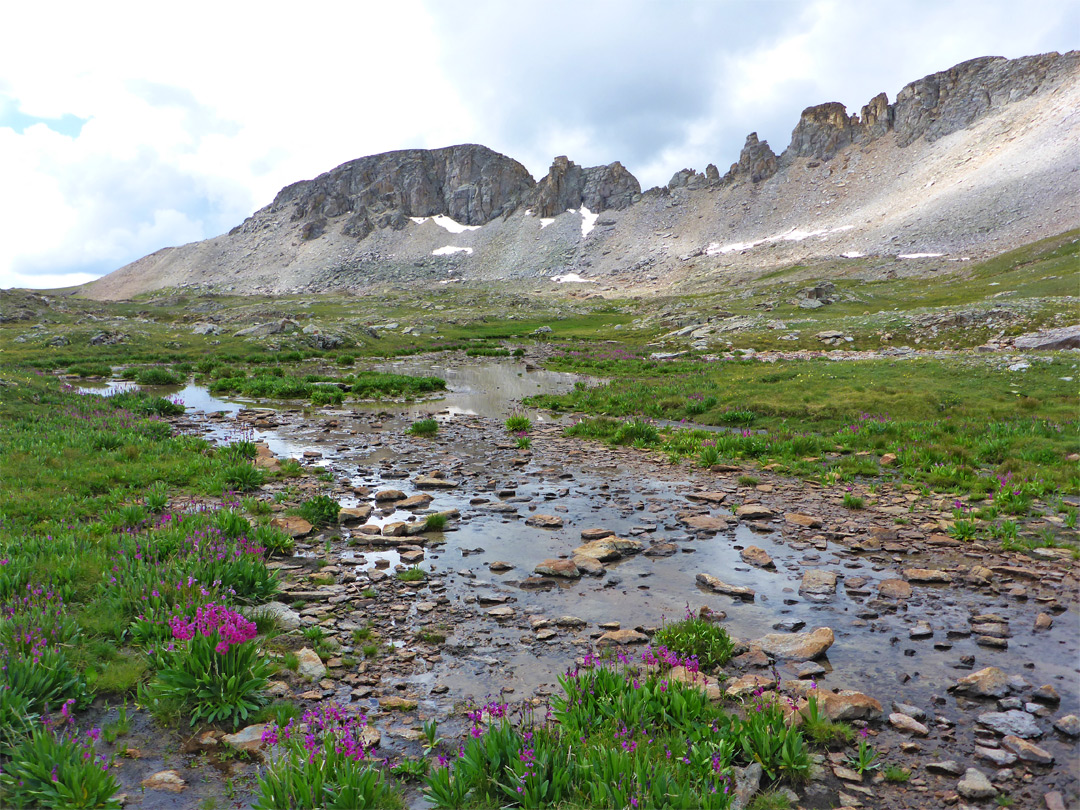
(83, 51), (1080, 300)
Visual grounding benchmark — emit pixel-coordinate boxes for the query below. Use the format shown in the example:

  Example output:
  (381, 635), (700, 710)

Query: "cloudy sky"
(1, 0), (1076, 290)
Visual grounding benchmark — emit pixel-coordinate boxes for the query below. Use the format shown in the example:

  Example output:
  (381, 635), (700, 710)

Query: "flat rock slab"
(799, 570), (837, 596)
(379, 696), (418, 711)
(1001, 735), (1054, 764)
(752, 627), (834, 660)
(683, 515), (730, 532)
(597, 629), (650, 647)
(525, 514), (564, 528)
(817, 690), (883, 721)
(696, 573), (755, 600)
(740, 546), (774, 568)
(785, 513), (822, 528)
(339, 505), (374, 524)
(397, 494), (434, 509)
(735, 504), (775, 520)
(414, 475), (458, 488)
(487, 606), (515, 620)
(950, 667), (1013, 698)
(222, 724), (269, 759)
(581, 528), (615, 540)
(957, 768), (996, 800)
(686, 491), (728, 505)
(534, 559), (580, 578)
(903, 568), (953, 583)
(977, 710), (1042, 738)
(375, 489), (406, 502)
(877, 579), (913, 600)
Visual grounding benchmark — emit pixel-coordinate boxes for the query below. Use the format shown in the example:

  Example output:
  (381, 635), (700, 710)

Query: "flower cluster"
(168, 602), (256, 654)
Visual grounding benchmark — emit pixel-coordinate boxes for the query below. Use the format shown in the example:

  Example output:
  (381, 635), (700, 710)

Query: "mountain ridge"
(83, 50), (1080, 300)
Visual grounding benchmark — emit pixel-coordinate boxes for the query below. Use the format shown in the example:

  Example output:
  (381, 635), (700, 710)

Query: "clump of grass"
(737, 475), (759, 487)
(310, 386), (344, 407)
(396, 566), (426, 583)
(296, 495), (340, 528)
(254, 700), (303, 727)
(408, 418), (439, 437)
(748, 791), (792, 810)
(842, 492), (865, 510)
(883, 765), (911, 783)
(423, 513), (448, 532)
(505, 411), (532, 433)
(652, 611), (734, 670)
(282, 652), (300, 672)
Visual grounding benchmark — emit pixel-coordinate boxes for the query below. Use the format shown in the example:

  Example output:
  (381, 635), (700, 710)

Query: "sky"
(1, 0), (1076, 290)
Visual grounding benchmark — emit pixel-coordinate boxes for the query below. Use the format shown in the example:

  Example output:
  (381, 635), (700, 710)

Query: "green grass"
(652, 615), (735, 670)
(395, 566), (427, 583)
(407, 418), (439, 437)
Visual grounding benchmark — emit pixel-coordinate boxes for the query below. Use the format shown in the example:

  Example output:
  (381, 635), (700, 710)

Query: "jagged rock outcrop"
(531, 157), (640, 216)
(782, 102), (857, 163)
(892, 52), (1080, 146)
(726, 133), (778, 183)
(254, 144), (536, 235)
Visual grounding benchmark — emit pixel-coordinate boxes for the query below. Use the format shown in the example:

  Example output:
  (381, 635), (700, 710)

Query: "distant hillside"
(83, 51), (1080, 300)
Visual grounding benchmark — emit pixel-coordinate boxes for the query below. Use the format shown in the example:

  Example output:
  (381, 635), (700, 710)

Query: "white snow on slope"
(432, 246), (473, 256)
(706, 224), (854, 256)
(580, 206), (599, 238)
(539, 218), (555, 229)
(410, 216), (480, 234)
(898, 252), (945, 259)
(841, 251), (864, 258)
(551, 273), (594, 283)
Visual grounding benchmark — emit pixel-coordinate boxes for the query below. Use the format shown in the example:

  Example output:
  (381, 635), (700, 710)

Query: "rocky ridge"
(83, 51), (1080, 300)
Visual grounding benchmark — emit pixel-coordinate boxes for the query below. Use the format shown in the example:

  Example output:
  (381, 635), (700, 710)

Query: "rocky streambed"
(112, 360), (1078, 809)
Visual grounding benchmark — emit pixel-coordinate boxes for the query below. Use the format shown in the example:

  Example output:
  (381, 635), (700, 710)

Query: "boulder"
(222, 724), (270, 761)
(735, 504), (775, 520)
(816, 690), (884, 721)
(889, 712), (929, 736)
(877, 579), (913, 599)
(1001, 735), (1054, 765)
(752, 627), (834, 660)
(534, 559), (580, 578)
(596, 629), (650, 647)
(950, 667), (1012, 698)
(525, 514), (564, 529)
(977, 710), (1042, 738)
(739, 546), (774, 568)
(256, 601), (303, 632)
(270, 516), (313, 538)
(799, 570), (837, 596)
(956, 768), (996, 800)
(141, 770), (187, 793)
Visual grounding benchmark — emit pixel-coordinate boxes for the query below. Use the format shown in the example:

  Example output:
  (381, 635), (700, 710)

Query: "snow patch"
(432, 246), (473, 256)
(579, 206), (599, 238)
(841, 251), (864, 259)
(539, 218), (555, 229)
(705, 224), (854, 256)
(410, 215), (479, 234)
(551, 273), (595, 284)
(898, 252), (944, 259)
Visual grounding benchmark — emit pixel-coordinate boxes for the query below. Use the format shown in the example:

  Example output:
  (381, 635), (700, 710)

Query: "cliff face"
(258, 144), (536, 236)
(84, 50), (1080, 300)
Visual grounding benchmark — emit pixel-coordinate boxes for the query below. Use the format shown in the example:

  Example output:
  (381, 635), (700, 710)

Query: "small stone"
(555, 616), (586, 628)
(1053, 714), (1080, 736)
(525, 514), (564, 528)
(270, 516), (313, 538)
(832, 764), (863, 782)
(974, 745), (1017, 766)
(1044, 792), (1067, 810)
(799, 569), (837, 596)
(909, 621), (933, 639)
(141, 770), (186, 793)
(296, 647), (326, 681)
(817, 690), (883, 721)
(695, 573), (755, 600)
(489, 561), (514, 572)
(740, 546), (774, 568)
(956, 768), (996, 800)
(222, 724), (269, 761)
(487, 606), (515, 620)
(1034, 612), (1053, 631)
(925, 760), (963, 776)
(374, 489), (406, 502)
(581, 528), (615, 540)
(1031, 684), (1059, 704)
(890, 712), (929, 736)
(413, 475), (458, 488)
(1000, 735), (1054, 765)
(877, 579), (913, 600)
